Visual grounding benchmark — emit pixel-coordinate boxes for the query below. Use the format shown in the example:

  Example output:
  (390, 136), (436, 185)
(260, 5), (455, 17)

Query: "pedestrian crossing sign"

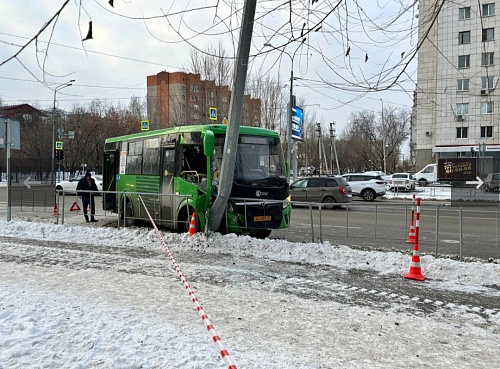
(209, 107), (217, 121)
(55, 141), (63, 150)
(141, 120), (149, 131)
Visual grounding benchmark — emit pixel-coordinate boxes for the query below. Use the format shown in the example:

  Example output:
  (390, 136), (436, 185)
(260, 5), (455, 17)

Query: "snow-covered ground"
(1, 210), (500, 368)
(1, 184), (500, 368)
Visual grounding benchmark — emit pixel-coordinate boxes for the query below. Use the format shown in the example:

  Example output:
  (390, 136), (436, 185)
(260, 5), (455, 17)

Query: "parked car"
(484, 173), (500, 192)
(388, 173), (416, 191)
(55, 174), (103, 195)
(364, 171), (392, 183)
(290, 176), (352, 209)
(341, 173), (386, 201)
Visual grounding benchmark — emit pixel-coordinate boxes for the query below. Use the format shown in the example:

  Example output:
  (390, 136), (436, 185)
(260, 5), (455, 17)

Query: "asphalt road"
(272, 200), (500, 260)
(2, 184), (500, 261)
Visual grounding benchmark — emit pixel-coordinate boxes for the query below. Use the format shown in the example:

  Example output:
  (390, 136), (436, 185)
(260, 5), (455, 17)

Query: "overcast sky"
(0, 1), (418, 134)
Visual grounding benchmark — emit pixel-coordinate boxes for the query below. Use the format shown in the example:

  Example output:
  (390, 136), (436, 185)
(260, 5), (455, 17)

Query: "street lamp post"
(51, 80), (74, 184)
(264, 42), (301, 182)
(381, 99), (387, 174)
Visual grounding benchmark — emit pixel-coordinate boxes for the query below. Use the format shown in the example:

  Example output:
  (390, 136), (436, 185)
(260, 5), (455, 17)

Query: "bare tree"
(247, 74), (286, 131)
(339, 106), (410, 173)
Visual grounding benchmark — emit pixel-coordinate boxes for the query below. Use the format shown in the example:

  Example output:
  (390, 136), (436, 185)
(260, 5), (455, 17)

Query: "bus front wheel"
(249, 230), (272, 239)
(178, 206), (198, 233)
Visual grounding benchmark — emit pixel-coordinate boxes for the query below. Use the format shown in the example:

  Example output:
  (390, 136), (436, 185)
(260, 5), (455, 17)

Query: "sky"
(1, 185), (500, 368)
(0, 1), (418, 134)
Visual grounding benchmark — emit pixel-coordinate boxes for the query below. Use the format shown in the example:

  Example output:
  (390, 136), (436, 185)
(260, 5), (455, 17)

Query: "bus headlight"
(283, 196), (291, 209)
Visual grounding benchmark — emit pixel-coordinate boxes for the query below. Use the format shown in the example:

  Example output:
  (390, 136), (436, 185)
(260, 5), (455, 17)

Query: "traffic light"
(55, 149), (59, 160)
(59, 150), (64, 160)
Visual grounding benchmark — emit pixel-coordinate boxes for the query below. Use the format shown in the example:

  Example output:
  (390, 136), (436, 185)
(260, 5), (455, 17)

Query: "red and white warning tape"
(138, 196), (237, 369)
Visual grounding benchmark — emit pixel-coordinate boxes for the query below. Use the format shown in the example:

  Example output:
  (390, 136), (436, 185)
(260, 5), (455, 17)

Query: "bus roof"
(104, 124), (280, 143)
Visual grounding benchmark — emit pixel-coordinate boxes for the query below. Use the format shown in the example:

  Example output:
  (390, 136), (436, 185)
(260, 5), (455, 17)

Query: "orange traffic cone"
(52, 202), (58, 216)
(52, 194), (59, 216)
(405, 197), (425, 281)
(406, 221), (416, 244)
(188, 212), (197, 236)
(404, 243), (426, 281)
(406, 195), (416, 244)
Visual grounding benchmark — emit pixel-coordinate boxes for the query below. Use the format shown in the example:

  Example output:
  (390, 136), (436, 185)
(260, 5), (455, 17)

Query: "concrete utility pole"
(208, 0), (256, 232)
(330, 122), (340, 175)
(381, 98), (387, 174)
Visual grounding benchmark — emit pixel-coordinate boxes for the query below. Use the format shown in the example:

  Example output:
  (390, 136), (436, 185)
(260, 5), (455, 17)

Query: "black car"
(290, 176), (352, 209)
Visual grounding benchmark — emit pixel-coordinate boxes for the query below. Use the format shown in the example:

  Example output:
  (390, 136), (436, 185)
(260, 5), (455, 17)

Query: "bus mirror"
(203, 131), (214, 157)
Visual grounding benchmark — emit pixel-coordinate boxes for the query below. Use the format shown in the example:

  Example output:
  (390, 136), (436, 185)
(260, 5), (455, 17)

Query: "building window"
(456, 103), (469, 115)
(191, 85), (199, 92)
(459, 7), (471, 20)
(459, 31), (471, 44)
(483, 3), (495, 16)
(193, 104), (199, 110)
(482, 52), (494, 66)
(456, 127), (468, 138)
(481, 101), (494, 114)
(482, 76), (495, 90)
(193, 113), (200, 119)
(482, 28), (495, 41)
(458, 55), (470, 68)
(208, 92), (214, 98)
(481, 126), (493, 138)
(222, 96), (228, 102)
(457, 79), (469, 91)
(191, 95), (199, 101)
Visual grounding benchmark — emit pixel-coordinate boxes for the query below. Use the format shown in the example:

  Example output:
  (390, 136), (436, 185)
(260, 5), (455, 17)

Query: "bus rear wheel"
(120, 198), (135, 227)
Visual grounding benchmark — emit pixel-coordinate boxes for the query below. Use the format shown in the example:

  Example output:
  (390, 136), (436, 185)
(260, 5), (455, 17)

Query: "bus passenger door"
(160, 147), (176, 222)
(103, 151), (118, 211)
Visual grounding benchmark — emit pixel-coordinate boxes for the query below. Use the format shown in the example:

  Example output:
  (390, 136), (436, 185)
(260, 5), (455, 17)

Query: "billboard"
(438, 158), (476, 181)
(291, 106), (304, 141)
(0, 118), (21, 150)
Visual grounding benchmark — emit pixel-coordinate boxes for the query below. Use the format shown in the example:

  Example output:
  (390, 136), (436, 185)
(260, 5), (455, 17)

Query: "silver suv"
(341, 173), (386, 201)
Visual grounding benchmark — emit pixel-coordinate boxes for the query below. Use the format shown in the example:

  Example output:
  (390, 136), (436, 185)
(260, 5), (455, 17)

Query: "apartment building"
(416, 1), (500, 172)
(146, 71), (261, 129)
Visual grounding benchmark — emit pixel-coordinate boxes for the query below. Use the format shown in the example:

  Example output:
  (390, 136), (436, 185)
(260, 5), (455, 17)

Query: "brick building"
(146, 71), (261, 129)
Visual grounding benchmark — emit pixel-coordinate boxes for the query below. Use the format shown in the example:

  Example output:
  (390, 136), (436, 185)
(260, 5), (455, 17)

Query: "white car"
(364, 171), (392, 183)
(55, 174), (103, 194)
(341, 173), (387, 201)
(388, 173), (416, 191)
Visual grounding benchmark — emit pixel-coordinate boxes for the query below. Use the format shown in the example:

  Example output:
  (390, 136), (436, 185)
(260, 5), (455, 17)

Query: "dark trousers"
(81, 195), (95, 216)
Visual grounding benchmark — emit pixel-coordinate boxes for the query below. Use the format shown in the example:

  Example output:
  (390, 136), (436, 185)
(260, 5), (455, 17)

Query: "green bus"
(102, 124), (291, 238)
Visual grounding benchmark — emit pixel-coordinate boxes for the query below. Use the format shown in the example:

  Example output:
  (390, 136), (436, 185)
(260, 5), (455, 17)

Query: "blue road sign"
(209, 107), (217, 121)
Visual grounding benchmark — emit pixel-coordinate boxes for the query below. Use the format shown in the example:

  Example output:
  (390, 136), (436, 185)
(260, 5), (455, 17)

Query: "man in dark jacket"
(76, 172), (98, 223)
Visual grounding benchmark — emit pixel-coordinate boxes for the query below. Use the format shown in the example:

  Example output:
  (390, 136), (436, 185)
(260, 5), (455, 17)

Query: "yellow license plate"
(254, 215), (271, 222)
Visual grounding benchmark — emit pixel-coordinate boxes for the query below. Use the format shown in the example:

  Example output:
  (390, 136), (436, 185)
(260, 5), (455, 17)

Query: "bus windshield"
(214, 134), (286, 184)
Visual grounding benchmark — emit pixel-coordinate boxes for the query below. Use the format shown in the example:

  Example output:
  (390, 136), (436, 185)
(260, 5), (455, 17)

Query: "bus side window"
(163, 149), (175, 176)
(183, 146), (205, 175)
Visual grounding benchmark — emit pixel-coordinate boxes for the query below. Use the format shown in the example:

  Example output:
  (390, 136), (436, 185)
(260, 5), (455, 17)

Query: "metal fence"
(3, 187), (500, 261)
